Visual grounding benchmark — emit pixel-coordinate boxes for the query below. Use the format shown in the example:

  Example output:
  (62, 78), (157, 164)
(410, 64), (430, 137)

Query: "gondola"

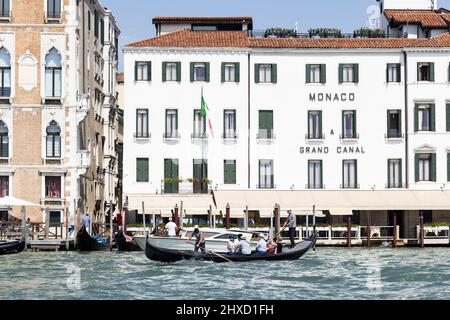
(0, 239), (26, 255)
(145, 231), (317, 263)
(114, 230), (141, 251)
(75, 227), (110, 251)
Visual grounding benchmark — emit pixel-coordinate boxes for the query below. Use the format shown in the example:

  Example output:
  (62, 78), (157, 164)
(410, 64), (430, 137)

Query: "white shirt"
(256, 239), (267, 252)
(239, 239), (252, 255)
(165, 221), (177, 236)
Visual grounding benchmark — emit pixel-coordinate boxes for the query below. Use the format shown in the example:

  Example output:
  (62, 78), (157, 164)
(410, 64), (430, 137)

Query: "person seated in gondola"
(267, 238), (278, 254)
(236, 234), (252, 256)
(276, 234), (283, 254)
(255, 234), (267, 256)
(226, 235), (237, 255)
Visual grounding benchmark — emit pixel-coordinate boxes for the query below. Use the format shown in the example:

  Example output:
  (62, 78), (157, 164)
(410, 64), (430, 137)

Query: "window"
(0, 176), (8, 197)
(308, 111), (322, 139)
(0, 120), (8, 158)
(339, 64), (359, 83)
(417, 63), (434, 82)
(342, 110), (357, 139)
(193, 109), (206, 138)
(388, 159), (402, 188)
(47, 0), (61, 19)
(193, 159), (208, 194)
(447, 103), (450, 132)
(416, 154), (435, 182)
(0, 0), (10, 18)
(224, 160), (236, 185)
(94, 10), (99, 38)
(415, 104), (435, 132)
(49, 211), (61, 227)
(221, 63), (239, 83)
(163, 62), (180, 82)
(258, 64), (272, 83)
(136, 158), (149, 183)
(387, 110), (402, 138)
(135, 62), (151, 81)
(259, 160), (274, 189)
(190, 62), (209, 82)
(135, 109), (149, 138)
(387, 63), (401, 83)
(45, 176), (61, 198)
(45, 48), (62, 98)
(306, 64), (326, 84)
(46, 120), (61, 158)
(223, 109), (236, 139)
(164, 159), (179, 194)
(0, 48), (11, 97)
(165, 109), (178, 139)
(342, 160), (357, 189)
(258, 110), (273, 139)
(308, 160), (323, 189)
(447, 153), (450, 182)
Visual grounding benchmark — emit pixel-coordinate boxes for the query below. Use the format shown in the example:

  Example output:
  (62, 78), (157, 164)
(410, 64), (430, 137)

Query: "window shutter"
(387, 110), (391, 135)
(414, 104), (419, 132)
(190, 62), (195, 82)
(162, 62), (167, 82)
(387, 160), (391, 187)
(415, 154), (420, 182)
(430, 103), (436, 132)
(320, 161), (323, 187)
(338, 64), (343, 84)
(429, 63), (435, 82)
(353, 64), (359, 83)
(320, 64), (326, 84)
(146, 62), (151, 81)
(134, 62), (138, 81)
(137, 158), (149, 183)
(355, 160), (358, 186)
(176, 62), (181, 82)
(307, 111), (311, 136)
(205, 62), (210, 82)
(231, 161), (236, 184)
(224, 161), (230, 184)
(319, 111), (323, 136)
(271, 64), (277, 84)
(396, 64), (401, 82)
(221, 63), (225, 83)
(305, 65), (311, 83)
(254, 64), (260, 83)
(448, 153), (450, 182)
(386, 64), (390, 82)
(135, 110), (138, 135)
(164, 159), (171, 180)
(341, 110), (344, 136)
(446, 104), (450, 132)
(431, 153), (437, 182)
(398, 110), (402, 134)
(353, 110), (357, 136)
(417, 62), (420, 81)
(399, 159), (403, 187)
(235, 62), (240, 83)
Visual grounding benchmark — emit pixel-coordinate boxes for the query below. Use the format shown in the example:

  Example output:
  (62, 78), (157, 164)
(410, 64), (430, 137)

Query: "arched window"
(45, 48), (62, 98)
(46, 120), (61, 158)
(0, 47), (11, 97)
(0, 121), (8, 158)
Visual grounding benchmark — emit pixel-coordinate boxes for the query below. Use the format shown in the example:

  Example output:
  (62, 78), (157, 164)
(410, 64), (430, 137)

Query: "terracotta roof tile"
(408, 31), (450, 47)
(384, 9), (450, 28)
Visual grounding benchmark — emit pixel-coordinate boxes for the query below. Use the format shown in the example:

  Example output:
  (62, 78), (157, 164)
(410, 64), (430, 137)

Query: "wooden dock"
(28, 240), (75, 252)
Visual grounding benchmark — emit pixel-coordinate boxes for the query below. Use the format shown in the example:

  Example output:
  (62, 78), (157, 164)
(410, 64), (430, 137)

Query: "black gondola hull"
(115, 231), (141, 252)
(75, 227), (109, 251)
(0, 239), (26, 255)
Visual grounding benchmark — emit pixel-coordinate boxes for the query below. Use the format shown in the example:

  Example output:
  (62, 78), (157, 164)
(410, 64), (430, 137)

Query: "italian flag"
(200, 88), (214, 138)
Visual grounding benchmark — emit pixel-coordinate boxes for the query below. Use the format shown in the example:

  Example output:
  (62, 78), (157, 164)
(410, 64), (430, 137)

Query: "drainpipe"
(82, 0), (86, 94)
(403, 51), (409, 188)
(247, 52), (251, 189)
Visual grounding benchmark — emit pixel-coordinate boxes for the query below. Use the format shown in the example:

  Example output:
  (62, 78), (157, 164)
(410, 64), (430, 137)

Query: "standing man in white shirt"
(164, 217), (178, 237)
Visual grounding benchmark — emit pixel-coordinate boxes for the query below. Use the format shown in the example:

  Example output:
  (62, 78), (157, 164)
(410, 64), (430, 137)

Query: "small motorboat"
(75, 227), (109, 251)
(114, 230), (141, 252)
(0, 239), (26, 255)
(144, 231), (317, 263)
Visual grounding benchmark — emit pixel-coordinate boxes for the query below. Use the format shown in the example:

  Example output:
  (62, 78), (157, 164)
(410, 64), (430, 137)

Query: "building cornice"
(123, 47), (250, 55)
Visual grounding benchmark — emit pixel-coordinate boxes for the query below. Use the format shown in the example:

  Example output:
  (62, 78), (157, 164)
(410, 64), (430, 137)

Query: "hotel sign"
(300, 146), (366, 154)
(309, 92), (355, 102)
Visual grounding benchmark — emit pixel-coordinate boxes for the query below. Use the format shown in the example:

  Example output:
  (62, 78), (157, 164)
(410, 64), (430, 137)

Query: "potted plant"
(264, 27), (297, 38)
(308, 28), (342, 38)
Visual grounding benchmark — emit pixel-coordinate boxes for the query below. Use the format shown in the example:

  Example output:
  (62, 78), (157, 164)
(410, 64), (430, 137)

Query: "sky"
(101, 0), (450, 71)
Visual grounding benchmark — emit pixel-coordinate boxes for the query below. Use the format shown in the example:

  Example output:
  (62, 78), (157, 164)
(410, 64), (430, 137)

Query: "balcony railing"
(134, 132), (151, 140)
(256, 131), (276, 141)
(306, 184), (325, 189)
(385, 132), (404, 140)
(340, 183), (360, 189)
(0, 87), (11, 97)
(163, 132), (180, 142)
(386, 183), (405, 189)
(257, 183), (276, 189)
(191, 132), (208, 141)
(305, 133), (325, 140)
(222, 132), (239, 140)
(339, 133), (359, 140)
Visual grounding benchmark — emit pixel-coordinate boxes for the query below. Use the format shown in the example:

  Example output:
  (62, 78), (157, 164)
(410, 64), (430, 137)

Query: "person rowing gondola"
(188, 225), (205, 253)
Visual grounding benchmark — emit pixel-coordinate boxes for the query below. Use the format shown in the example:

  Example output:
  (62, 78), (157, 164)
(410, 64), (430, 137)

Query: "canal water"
(1, 247), (450, 300)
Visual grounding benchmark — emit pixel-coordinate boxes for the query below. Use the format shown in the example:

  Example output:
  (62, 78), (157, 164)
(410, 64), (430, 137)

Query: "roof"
(152, 16), (253, 25)
(384, 9), (450, 28)
(125, 29), (450, 50)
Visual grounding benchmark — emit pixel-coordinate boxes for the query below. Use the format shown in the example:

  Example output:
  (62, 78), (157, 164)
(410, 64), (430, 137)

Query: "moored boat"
(0, 239), (26, 255)
(114, 230), (141, 251)
(75, 227), (109, 251)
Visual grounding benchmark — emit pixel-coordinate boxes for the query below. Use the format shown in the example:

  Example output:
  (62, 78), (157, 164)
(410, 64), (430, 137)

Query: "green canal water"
(1, 247), (450, 300)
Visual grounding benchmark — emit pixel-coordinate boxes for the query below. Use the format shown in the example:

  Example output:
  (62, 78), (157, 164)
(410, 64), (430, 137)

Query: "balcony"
(306, 184), (325, 190)
(222, 132), (239, 142)
(160, 180), (211, 195)
(163, 132), (180, 142)
(191, 132), (208, 141)
(339, 133), (359, 140)
(305, 133), (325, 141)
(256, 131), (276, 142)
(0, 11), (11, 22)
(386, 183), (405, 189)
(133, 132), (151, 141)
(340, 183), (360, 189)
(257, 183), (276, 190)
(385, 132), (404, 141)
(44, 11), (62, 23)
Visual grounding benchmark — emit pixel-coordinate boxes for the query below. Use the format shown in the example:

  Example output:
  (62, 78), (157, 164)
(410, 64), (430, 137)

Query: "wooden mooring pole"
(225, 204), (230, 229)
(65, 207), (69, 251)
(274, 204), (280, 235)
(393, 213), (398, 248)
(21, 206), (27, 251)
(420, 214), (425, 248)
(347, 217), (352, 248)
(45, 207), (50, 240)
(367, 214), (371, 248)
(109, 200), (113, 249)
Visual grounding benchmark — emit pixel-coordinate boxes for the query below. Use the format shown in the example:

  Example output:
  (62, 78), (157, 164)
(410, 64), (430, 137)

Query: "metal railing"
(257, 183), (276, 189)
(249, 30), (404, 39)
(339, 133), (359, 140)
(306, 184), (325, 189)
(385, 132), (404, 139)
(256, 132), (276, 140)
(305, 133), (325, 140)
(163, 132), (180, 141)
(385, 183), (405, 189)
(134, 132), (151, 139)
(222, 132), (239, 140)
(340, 183), (360, 189)
(191, 132), (208, 140)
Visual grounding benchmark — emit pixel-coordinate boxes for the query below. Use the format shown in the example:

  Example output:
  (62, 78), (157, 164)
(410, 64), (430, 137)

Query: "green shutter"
(146, 62), (151, 81)
(205, 62), (210, 82)
(176, 62), (181, 82)
(162, 62), (167, 82)
(353, 110), (357, 136)
(221, 63), (226, 83)
(305, 65), (311, 83)
(387, 160), (390, 187)
(430, 103), (436, 132)
(414, 104), (419, 132)
(446, 104), (450, 132)
(319, 111), (323, 136)
(353, 64), (359, 83)
(415, 154), (420, 182)
(398, 110), (402, 134)
(447, 153), (450, 182)
(255, 64), (260, 83)
(235, 62), (240, 83)
(397, 64), (401, 82)
(135, 62), (138, 81)
(320, 64), (326, 84)
(259, 110), (273, 137)
(172, 159), (179, 193)
(430, 63), (435, 82)
(386, 64), (390, 82)
(387, 110), (391, 135)
(271, 64), (277, 84)
(320, 160), (323, 187)
(399, 159), (403, 187)
(136, 158), (149, 183)
(338, 64), (343, 84)
(190, 62), (195, 82)
(431, 153), (437, 182)
(417, 62), (420, 81)
(224, 160), (236, 185)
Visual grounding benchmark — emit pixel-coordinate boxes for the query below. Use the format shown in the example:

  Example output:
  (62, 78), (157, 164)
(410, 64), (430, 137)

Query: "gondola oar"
(185, 240), (233, 263)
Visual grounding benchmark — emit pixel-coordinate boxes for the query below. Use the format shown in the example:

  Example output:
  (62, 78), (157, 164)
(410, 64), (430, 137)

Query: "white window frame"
(418, 154), (431, 182)
(224, 63), (236, 82)
(166, 62), (177, 82)
(342, 64), (354, 83)
(259, 64), (272, 83)
(418, 105), (431, 131)
(310, 65), (321, 84)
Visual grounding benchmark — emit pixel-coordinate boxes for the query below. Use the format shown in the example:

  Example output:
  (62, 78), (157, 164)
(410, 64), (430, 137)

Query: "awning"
(128, 194), (214, 212)
(280, 210), (326, 218)
(327, 209), (353, 216)
(259, 210), (274, 218)
(182, 209), (210, 216)
(138, 209), (173, 217)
